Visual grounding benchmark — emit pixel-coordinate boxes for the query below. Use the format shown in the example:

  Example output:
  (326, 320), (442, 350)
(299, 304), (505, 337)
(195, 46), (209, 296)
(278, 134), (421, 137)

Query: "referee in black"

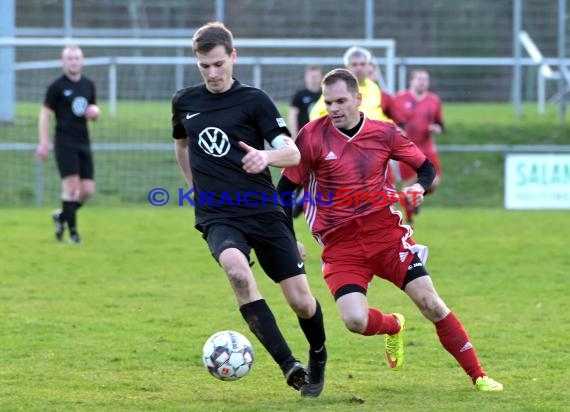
(171, 22), (326, 397)
(36, 45), (99, 244)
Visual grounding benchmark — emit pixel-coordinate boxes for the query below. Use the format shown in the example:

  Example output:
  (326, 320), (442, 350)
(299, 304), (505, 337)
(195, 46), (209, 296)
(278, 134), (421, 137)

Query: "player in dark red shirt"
(390, 69), (444, 223)
(283, 102), (423, 242)
(278, 68), (502, 392)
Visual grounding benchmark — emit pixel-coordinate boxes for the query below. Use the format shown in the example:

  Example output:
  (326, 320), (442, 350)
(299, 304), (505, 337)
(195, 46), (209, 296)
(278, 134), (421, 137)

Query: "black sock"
(58, 201), (66, 223)
(240, 299), (295, 371)
(62, 200), (78, 234)
(298, 299), (326, 358)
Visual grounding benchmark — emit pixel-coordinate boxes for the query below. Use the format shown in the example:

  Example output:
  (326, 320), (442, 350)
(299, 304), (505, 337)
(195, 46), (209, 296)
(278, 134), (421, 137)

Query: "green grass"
(1, 207), (569, 411)
(436, 103), (570, 145)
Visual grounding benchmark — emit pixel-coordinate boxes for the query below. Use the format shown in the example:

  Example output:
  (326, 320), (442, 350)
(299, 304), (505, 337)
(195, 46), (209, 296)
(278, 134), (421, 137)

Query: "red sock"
(435, 312), (485, 382)
(363, 308), (400, 336)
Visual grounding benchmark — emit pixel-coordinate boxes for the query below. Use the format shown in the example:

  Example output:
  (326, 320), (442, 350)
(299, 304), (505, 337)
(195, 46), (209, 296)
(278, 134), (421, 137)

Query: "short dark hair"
(322, 68), (359, 94)
(192, 22), (234, 55)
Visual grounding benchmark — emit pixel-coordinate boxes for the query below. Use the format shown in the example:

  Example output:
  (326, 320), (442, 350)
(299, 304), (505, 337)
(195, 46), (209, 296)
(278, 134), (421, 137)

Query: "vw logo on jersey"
(71, 96), (89, 117)
(198, 127), (231, 157)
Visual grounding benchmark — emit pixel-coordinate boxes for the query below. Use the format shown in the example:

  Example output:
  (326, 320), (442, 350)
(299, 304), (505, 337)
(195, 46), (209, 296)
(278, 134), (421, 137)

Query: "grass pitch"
(1, 207), (569, 411)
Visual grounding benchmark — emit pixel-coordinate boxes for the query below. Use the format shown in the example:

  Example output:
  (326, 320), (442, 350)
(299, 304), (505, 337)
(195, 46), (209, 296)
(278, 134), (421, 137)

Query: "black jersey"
(290, 88), (321, 130)
(172, 79), (291, 228)
(44, 74), (96, 148)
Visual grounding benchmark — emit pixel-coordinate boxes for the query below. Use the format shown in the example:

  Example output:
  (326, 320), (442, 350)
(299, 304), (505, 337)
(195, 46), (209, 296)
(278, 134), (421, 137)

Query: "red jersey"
(390, 91), (443, 154)
(283, 114), (426, 240)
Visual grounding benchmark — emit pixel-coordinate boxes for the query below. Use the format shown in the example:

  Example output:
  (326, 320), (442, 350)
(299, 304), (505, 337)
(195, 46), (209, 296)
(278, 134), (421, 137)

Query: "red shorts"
(398, 152), (441, 182)
(320, 207), (417, 296)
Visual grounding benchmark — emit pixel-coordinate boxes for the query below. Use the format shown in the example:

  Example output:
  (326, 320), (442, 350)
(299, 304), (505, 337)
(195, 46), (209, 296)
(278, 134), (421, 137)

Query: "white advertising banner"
(504, 154), (570, 209)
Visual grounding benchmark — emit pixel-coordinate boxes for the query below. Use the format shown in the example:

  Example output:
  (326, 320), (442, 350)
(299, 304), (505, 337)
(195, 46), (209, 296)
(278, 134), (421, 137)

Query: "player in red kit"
(391, 69), (444, 223)
(277, 68), (502, 392)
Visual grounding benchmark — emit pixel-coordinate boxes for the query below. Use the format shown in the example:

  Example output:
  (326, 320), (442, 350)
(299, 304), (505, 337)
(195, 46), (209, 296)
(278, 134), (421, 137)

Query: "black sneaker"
(283, 361), (307, 391)
(52, 210), (64, 241)
(69, 232), (81, 244)
(301, 346), (327, 397)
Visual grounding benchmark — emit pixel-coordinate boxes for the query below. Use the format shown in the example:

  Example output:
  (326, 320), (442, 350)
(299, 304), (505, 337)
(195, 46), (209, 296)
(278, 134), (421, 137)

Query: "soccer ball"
(202, 330), (254, 381)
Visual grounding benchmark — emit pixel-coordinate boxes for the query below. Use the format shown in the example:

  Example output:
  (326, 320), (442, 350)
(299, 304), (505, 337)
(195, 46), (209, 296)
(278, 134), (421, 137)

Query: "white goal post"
(0, 37), (396, 119)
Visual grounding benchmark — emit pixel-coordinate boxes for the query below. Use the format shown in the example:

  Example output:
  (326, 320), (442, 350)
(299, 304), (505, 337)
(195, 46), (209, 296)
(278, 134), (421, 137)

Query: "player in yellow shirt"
(309, 46), (391, 122)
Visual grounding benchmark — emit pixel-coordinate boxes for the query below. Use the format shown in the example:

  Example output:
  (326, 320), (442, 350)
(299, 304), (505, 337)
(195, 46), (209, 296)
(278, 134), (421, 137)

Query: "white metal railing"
(12, 53), (570, 119)
(0, 143), (570, 206)
(5, 143), (570, 153)
(3, 143), (569, 207)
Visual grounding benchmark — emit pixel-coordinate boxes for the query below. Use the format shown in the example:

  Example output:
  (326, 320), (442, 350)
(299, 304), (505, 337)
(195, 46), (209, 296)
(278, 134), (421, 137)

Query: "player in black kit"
(288, 65), (322, 138)
(36, 45), (99, 244)
(288, 65), (322, 219)
(171, 22), (326, 397)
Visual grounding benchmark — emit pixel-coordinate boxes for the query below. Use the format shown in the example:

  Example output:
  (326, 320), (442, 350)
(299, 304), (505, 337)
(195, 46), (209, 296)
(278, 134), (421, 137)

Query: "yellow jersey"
(308, 77), (391, 122)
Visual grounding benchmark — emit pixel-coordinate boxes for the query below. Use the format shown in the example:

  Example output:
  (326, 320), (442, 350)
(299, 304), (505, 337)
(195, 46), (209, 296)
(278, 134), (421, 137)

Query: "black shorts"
(202, 212), (305, 283)
(55, 145), (94, 179)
